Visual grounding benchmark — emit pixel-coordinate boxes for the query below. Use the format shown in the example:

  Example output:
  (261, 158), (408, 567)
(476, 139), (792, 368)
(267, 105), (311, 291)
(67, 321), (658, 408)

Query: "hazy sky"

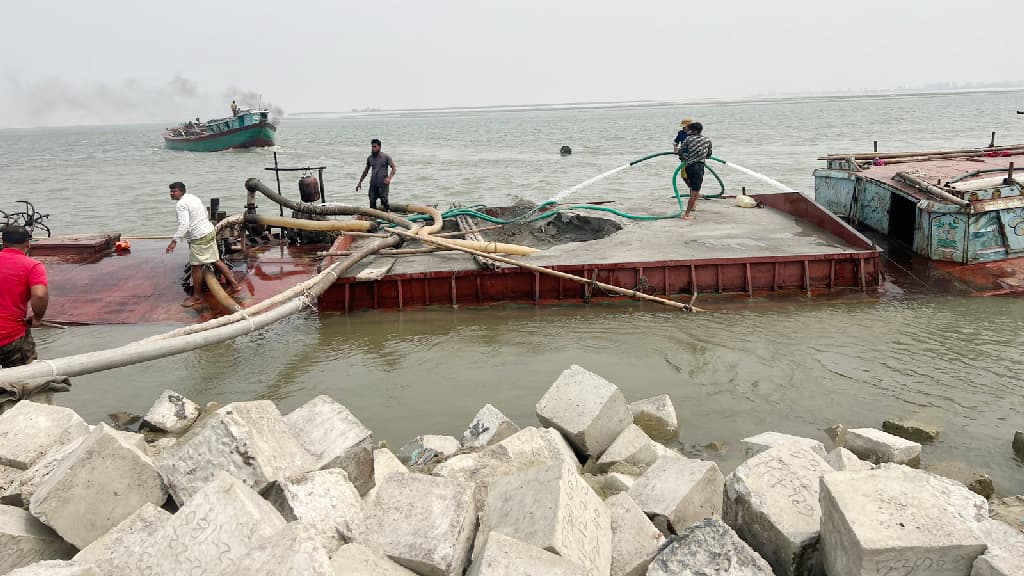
(0, 0), (1018, 127)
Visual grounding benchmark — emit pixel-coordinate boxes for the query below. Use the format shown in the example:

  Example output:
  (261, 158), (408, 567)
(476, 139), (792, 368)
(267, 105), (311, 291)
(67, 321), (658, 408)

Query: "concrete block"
(628, 457), (724, 535)
(603, 472), (635, 496)
(536, 364), (633, 459)
(141, 389), (200, 434)
(0, 504), (76, 574)
(882, 419), (941, 443)
(742, 431), (827, 459)
(331, 542), (418, 575)
(823, 424), (847, 448)
(467, 531), (588, 576)
(374, 447), (408, 482)
(724, 444), (833, 576)
(647, 517), (773, 576)
(605, 493), (664, 576)
(1, 463), (20, 493)
(5, 561), (101, 575)
(2, 436), (87, 509)
(398, 434), (461, 467)
(844, 427), (921, 467)
(477, 461), (611, 576)
(0, 401), (89, 470)
(628, 395), (678, 443)
(157, 400), (317, 505)
(73, 503), (171, 576)
(826, 447), (873, 471)
(221, 522), (334, 576)
(819, 467), (987, 576)
(263, 468), (365, 553)
(143, 437), (176, 460)
(285, 395), (374, 495)
(29, 423), (167, 549)
(971, 518), (1024, 576)
(462, 404), (520, 450)
(595, 424), (660, 474)
(363, 472), (477, 576)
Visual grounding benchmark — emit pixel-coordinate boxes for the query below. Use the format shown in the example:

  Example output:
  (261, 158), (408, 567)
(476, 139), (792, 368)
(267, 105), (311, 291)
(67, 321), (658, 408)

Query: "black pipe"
(244, 178), (416, 230)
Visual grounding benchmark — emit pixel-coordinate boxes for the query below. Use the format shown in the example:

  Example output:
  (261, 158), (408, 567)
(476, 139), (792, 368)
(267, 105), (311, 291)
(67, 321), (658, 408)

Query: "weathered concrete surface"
(927, 460), (997, 499)
(157, 400), (316, 505)
(603, 472), (635, 496)
(742, 431), (827, 459)
(989, 496), (1024, 534)
(1, 463), (20, 493)
(647, 517), (773, 576)
(628, 395), (678, 444)
(0, 401), (89, 470)
(362, 473), (477, 576)
(595, 424), (660, 474)
(844, 427), (921, 467)
(536, 364), (632, 459)
(825, 447), (873, 471)
(29, 424), (167, 549)
(724, 444), (833, 576)
(819, 468), (987, 576)
(477, 461), (611, 576)
(882, 419), (941, 443)
(462, 404), (520, 450)
(628, 457), (724, 535)
(2, 437), (84, 509)
(143, 437), (177, 460)
(971, 517), (1024, 576)
(285, 395), (374, 496)
(73, 503), (171, 576)
(331, 542), (418, 575)
(4, 561), (101, 575)
(374, 447), (408, 482)
(222, 522), (335, 576)
(605, 493), (664, 576)
(398, 435), (461, 468)
(263, 468), (365, 553)
(467, 531), (588, 576)
(0, 504), (76, 575)
(141, 389), (200, 434)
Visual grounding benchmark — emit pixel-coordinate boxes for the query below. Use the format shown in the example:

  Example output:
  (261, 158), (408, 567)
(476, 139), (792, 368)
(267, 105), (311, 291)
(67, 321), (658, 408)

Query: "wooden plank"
(356, 257), (396, 281)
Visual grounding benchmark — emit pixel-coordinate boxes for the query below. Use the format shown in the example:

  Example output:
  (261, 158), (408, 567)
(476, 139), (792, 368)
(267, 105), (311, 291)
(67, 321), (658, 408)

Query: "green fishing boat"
(163, 109), (276, 152)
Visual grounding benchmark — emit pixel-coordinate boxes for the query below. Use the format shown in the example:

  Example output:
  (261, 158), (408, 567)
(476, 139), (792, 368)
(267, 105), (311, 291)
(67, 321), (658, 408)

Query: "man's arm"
(28, 285), (48, 328)
(167, 202), (190, 253)
(356, 165), (370, 191)
(707, 141), (713, 160)
(385, 156), (396, 185)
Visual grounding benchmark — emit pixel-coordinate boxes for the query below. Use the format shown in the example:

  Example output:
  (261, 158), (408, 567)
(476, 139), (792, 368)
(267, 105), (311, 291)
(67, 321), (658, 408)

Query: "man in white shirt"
(165, 182), (240, 307)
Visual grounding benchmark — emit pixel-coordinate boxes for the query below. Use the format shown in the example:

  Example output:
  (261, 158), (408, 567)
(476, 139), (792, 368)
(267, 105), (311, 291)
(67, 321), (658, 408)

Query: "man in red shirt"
(0, 225), (49, 367)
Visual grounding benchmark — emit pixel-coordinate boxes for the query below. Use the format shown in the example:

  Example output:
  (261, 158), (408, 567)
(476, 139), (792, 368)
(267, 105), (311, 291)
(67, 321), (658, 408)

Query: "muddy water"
(5, 90), (1024, 495)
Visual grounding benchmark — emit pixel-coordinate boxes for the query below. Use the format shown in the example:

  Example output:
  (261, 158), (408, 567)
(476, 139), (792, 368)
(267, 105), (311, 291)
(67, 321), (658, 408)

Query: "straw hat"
(680, 118), (694, 127)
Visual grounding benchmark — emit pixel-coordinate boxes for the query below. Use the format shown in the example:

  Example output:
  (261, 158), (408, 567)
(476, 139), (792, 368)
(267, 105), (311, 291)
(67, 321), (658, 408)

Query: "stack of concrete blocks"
(285, 395), (375, 495)
(724, 442), (834, 576)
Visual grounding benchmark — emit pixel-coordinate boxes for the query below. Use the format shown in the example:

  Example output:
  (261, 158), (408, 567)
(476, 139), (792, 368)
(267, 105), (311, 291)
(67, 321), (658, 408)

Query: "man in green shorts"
(165, 182), (240, 307)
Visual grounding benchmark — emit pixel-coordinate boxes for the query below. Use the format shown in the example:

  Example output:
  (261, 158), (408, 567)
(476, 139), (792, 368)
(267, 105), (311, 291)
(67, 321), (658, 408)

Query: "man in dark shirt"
(678, 122), (713, 220)
(673, 118), (693, 154)
(356, 138), (397, 211)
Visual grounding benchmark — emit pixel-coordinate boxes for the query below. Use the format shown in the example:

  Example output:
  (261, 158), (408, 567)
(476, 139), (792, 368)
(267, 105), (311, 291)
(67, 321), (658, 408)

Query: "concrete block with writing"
(536, 365), (632, 459)
(4, 561), (101, 575)
(844, 427), (921, 467)
(0, 504), (76, 575)
(362, 473), (477, 576)
(222, 522), (334, 576)
(628, 457), (724, 534)
(0, 401), (89, 470)
(73, 503), (170, 576)
(331, 542), (418, 575)
(141, 389), (200, 434)
(742, 431), (827, 459)
(29, 424), (167, 549)
(724, 443), (833, 576)
(462, 404), (520, 450)
(628, 395), (679, 443)
(826, 447), (873, 471)
(476, 461), (611, 576)
(157, 400), (316, 505)
(285, 395), (374, 495)
(595, 424), (660, 474)
(263, 468), (365, 553)
(467, 531), (588, 576)
(605, 493), (664, 576)
(647, 517), (773, 576)
(819, 467), (986, 576)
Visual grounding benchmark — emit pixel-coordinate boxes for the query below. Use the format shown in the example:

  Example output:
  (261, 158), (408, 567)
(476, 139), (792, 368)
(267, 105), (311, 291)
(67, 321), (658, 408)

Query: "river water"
(2, 91), (1023, 494)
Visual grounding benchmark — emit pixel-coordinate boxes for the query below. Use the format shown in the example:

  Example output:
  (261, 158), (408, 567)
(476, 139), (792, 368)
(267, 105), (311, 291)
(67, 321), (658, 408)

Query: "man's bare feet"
(682, 215), (696, 220)
(181, 297), (203, 308)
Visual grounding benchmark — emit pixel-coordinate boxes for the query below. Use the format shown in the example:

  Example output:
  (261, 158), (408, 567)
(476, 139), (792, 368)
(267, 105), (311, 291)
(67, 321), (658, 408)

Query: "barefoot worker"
(165, 182), (240, 307)
(679, 122), (713, 220)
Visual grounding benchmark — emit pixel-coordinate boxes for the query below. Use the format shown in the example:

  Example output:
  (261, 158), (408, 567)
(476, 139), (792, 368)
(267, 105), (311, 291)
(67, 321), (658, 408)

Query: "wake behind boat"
(163, 108), (276, 152)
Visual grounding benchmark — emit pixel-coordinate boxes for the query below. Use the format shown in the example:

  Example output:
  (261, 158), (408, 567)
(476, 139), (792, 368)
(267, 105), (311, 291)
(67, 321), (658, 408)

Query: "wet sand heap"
(1, 365), (1022, 575)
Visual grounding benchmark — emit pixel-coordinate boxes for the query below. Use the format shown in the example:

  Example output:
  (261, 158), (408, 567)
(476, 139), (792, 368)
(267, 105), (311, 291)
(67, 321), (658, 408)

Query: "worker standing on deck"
(165, 182), (241, 307)
(356, 138), (396, 211)
(0, 226), (48, 368)
(679, 122), (713, 220)
(231, 100), (239, 116)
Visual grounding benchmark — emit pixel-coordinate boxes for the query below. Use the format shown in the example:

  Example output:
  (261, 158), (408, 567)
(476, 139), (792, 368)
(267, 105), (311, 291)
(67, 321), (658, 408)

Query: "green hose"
(387, 150), (729, 226)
